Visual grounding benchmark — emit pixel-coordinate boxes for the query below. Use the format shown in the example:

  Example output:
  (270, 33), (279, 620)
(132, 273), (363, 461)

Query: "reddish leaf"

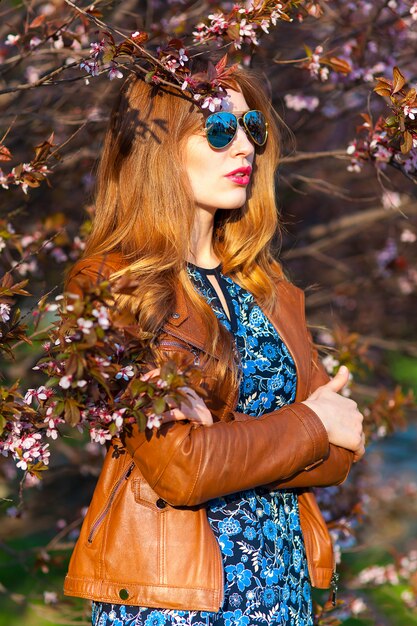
(306, 2), (324, 18)
(402, 88), (417, 105)
(131, 31), (148, 45)
(227, 24), (240, 41)
(401, 130), (413, 154)
(0, 144), (12, 162)
(374, 84), (392, 97)
(85, 7), (103, 17)
(375, 76), (392, 86)
(327, 56), (352, 74)
(22, 172), (43, 188)
(33, 133), (54, 163)
(64, 398), (81, 426)
(392, 66), (406, 94)
(29, 15), (46, 29)
(215, 54), (228, 76)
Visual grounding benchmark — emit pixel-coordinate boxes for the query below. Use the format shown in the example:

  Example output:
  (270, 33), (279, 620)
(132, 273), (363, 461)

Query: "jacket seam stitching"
(287, 406), (320, 467)
(185, 428), (204, 505)
(65, 575), (219, 592)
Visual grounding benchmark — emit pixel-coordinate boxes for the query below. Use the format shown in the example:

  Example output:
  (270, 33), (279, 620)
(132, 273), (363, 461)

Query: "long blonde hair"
(82, 67), (284, 387)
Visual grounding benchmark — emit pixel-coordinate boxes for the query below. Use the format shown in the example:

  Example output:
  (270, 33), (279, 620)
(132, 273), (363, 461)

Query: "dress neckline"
(187, 262), (222, 275)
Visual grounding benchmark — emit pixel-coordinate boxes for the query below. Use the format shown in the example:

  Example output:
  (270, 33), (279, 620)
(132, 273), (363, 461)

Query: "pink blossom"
(404, 105), (417, 120)
(201, 96), (223, 112)
(260, 20), (270, 34)
(400, 228), (417, 243)
(0, 303), (11, 322)
(20, 235), (35, 248)
(80, 60), (99, 77)
(43, 591), (58, 605)
(108, 65), (123, 80)
(24, 386), (49, 405)
(24, 472), (41, 487)
(90, 427), (112, 444)
(92, 306), (110, 329)
(372, 143), (393, 163)
(319, 67), (329, 81)
(94, 356), (111, 368)
(90, 39), (105, 58)
(59, 375), (73, 389)
(77, 317), (93, 334)
(29, 36), (42, 49)
(284, 94), (319, 112)
(21, 433), (42, 451)
(111, 409), (127, 429)
(115, 365), (135, 381)
(350, 598), (367, 615)
(410, 2), (417, 19)
(239, 20), (258, 45)
(178, 48), (188, 66)
(207, 13), (228, 32)
(16, 458), (28, 471)
(382, 190), (402, 209)
(164, 56), (180, 73)
(5, 34), (20, 46)
(271, 7), (285, 25)
(53, 35), (64, 50)
(146, 413), (162, 429)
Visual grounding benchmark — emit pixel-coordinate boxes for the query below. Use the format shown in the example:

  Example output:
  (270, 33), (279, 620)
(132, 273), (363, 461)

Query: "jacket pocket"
(158, 339), (201, 366)
(87, 462), (134, 544)
(131, 477), (170, 512)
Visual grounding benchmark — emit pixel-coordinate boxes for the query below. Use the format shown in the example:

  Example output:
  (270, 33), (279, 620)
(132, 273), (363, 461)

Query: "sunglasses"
(205, 110), (268, 150)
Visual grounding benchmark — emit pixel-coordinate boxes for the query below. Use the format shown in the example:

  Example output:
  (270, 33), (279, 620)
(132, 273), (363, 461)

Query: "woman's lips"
(225, 166), (252, 186)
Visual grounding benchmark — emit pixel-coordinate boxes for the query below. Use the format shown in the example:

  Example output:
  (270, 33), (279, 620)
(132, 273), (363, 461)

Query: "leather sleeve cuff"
(286, 402), (330, 469)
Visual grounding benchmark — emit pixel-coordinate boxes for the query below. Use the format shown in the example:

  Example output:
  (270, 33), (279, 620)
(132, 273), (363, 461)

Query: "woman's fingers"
(141, 372), (213, 427)
(302, 365), (365, 453)
(353, 432), (366, 463)
(323, 365), (350, 393)
(158, 387), (214, 427)
(140, 367), (160, 382)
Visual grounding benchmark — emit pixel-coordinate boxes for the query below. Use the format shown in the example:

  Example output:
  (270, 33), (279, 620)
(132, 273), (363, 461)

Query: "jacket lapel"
(162, 279), (312, 403)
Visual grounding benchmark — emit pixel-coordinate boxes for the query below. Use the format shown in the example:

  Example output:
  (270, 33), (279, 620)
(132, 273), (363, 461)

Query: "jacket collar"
(162, 278), (312, 401)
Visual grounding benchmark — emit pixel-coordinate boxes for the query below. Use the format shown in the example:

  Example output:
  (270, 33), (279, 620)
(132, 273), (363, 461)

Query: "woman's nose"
(231, 126), (255, 157)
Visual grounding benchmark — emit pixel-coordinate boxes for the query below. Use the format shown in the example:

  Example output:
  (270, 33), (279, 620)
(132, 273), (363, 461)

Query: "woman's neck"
(189, 206), (220, 269)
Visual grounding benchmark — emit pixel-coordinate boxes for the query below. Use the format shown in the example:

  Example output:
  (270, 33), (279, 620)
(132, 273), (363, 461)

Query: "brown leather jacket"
(63, 254), (353, 611)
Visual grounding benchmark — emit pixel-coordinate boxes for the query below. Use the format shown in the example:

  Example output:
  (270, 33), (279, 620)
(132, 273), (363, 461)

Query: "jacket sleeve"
(126, 402), (329, 507)
(65, 261), (347, 506)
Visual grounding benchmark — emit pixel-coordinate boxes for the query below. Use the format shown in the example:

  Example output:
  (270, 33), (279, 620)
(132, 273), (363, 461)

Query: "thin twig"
(0, 62), (79, 95)
(280, 150), (350, 163)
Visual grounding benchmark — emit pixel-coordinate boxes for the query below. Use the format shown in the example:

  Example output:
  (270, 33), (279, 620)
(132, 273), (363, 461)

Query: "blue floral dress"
(92, 264), (313, 626)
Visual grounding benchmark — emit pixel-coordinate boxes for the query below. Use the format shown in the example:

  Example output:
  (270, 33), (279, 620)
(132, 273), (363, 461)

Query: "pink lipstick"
(225, 166), (252, 186)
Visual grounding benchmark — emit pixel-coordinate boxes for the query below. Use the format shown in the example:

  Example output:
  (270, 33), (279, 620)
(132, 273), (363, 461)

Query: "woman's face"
(184, 89), (256, 214)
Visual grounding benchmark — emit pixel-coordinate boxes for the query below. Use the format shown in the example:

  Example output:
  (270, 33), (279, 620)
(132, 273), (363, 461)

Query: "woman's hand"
(302, 365), (365, 461)
(161, 387), (214, 427)
(142, 369), (213, 427)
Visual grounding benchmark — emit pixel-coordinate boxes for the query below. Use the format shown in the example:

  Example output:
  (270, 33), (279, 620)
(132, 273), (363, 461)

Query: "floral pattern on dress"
(92, 265), (313, 626)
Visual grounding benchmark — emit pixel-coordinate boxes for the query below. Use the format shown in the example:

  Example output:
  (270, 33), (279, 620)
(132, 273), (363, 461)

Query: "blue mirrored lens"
(206, 112), (237, 149)
(243, 110), (267, 146)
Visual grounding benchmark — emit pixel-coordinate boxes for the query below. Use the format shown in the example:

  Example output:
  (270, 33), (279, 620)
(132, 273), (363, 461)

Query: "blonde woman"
(64, 67), (365, 626)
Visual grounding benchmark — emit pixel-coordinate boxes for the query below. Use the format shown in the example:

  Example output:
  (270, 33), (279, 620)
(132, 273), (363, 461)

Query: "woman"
(64, 67), (365, 626)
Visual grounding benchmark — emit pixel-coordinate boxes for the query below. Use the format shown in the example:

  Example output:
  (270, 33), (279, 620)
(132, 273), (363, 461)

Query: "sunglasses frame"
(205, 110), (269, 150)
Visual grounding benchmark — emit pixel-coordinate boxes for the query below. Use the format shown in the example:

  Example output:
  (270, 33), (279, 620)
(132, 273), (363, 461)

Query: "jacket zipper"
(329, 568), (339, 606)
(158, 339), (200, 365)
(87, 462), (134, 543)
